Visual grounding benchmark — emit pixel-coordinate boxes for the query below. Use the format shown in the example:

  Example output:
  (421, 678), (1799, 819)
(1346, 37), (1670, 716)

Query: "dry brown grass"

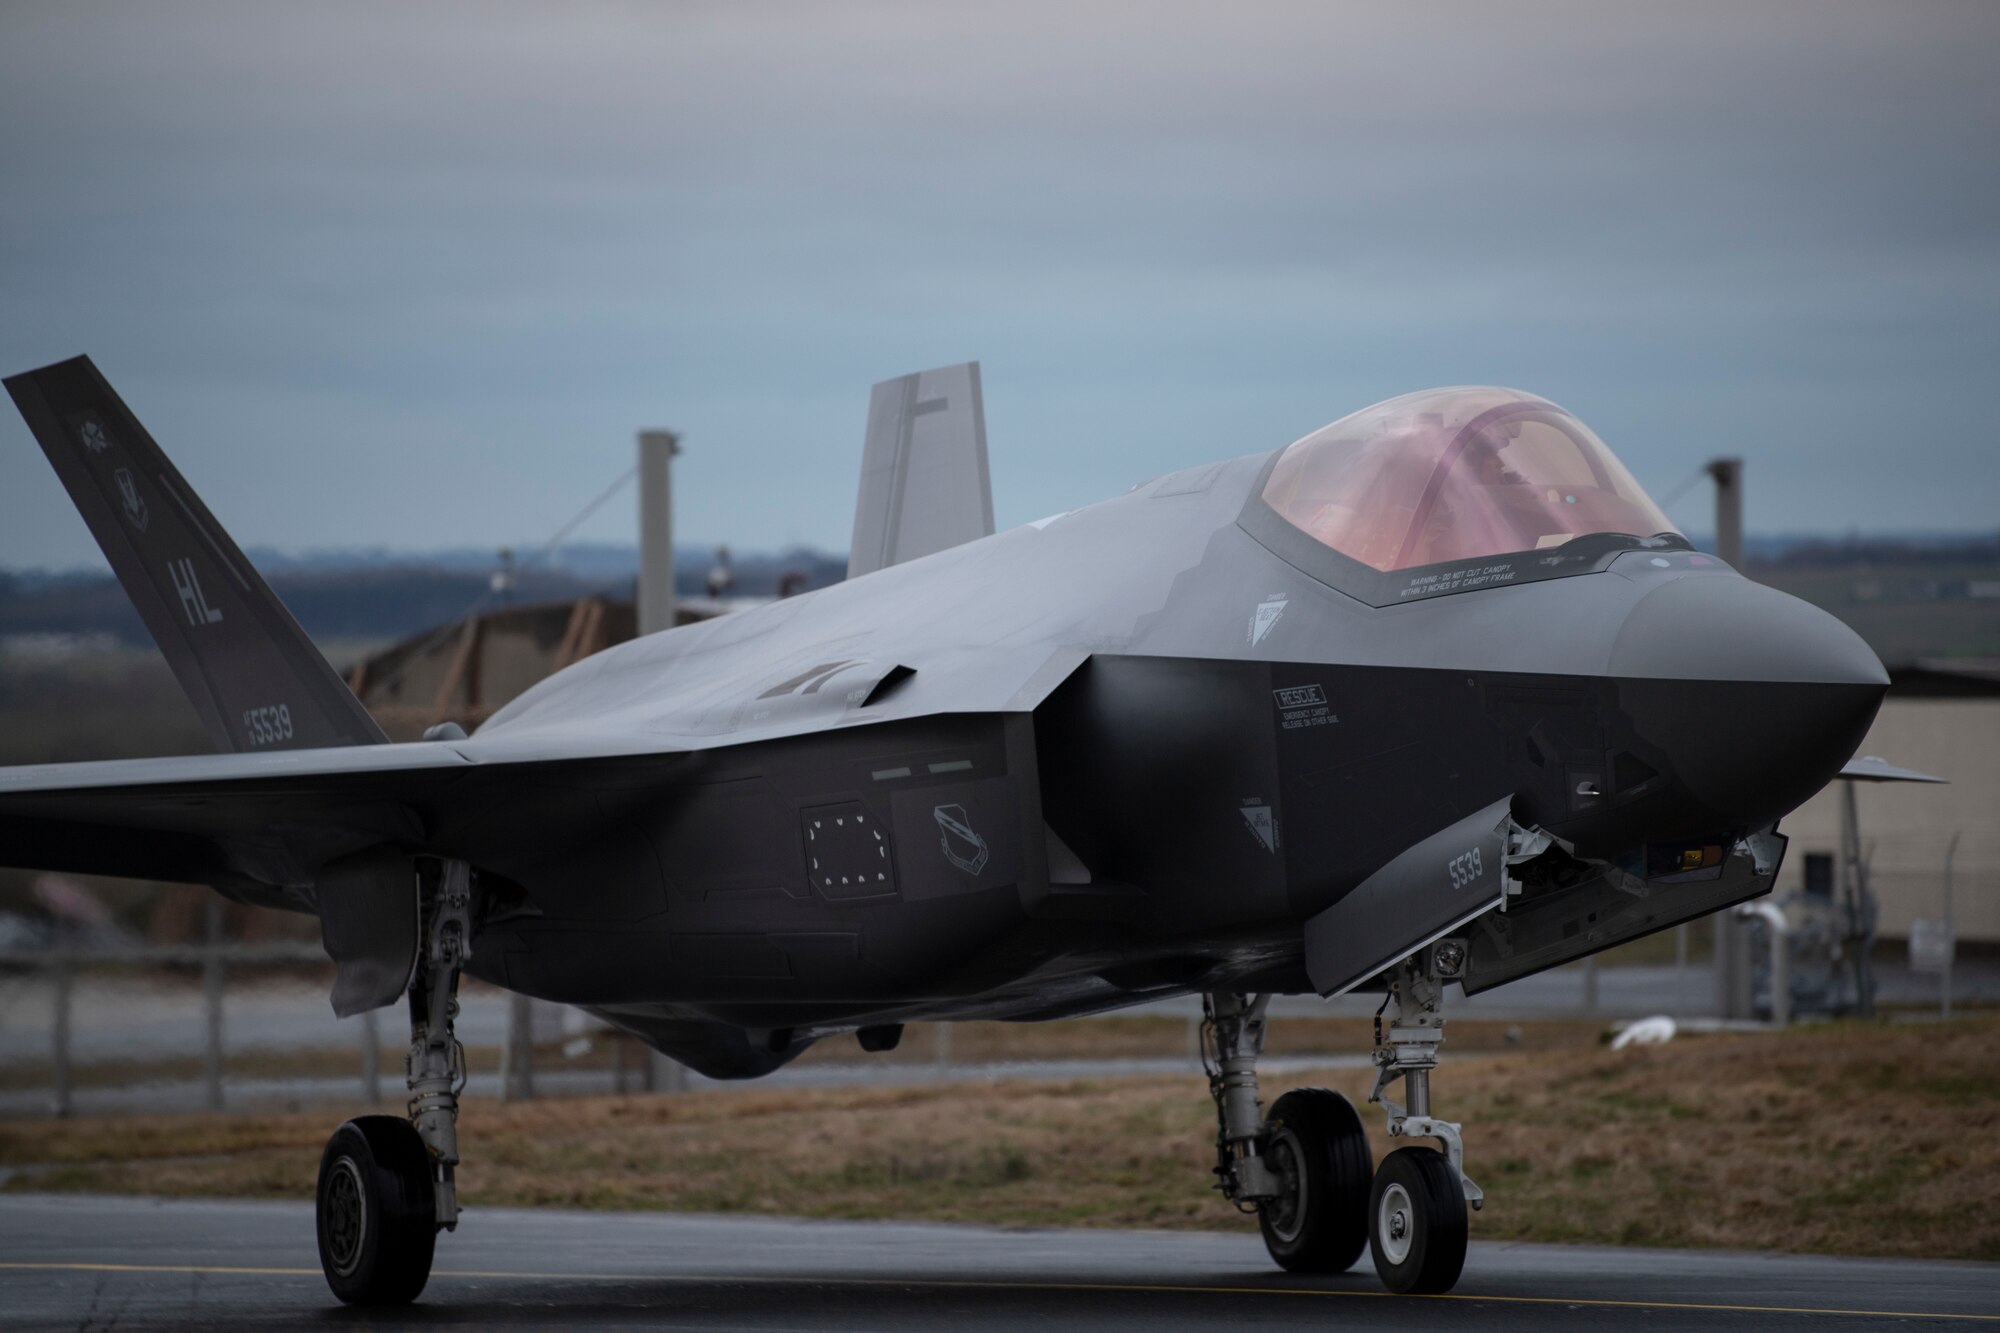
(4, 1017), (1996, 1260)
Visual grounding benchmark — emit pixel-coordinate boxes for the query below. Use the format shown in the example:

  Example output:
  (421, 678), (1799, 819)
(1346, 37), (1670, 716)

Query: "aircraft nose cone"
(1609, 573), (1887, 832)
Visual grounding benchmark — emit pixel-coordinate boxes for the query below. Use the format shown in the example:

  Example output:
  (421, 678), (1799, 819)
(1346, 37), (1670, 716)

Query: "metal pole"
(1841, 779), (1876, 1018)
(1943, 830), (1960, 1022)
(1766, 912), (1790, 1027)
(637, 430), (681, 636)
(1704, 456), (1752, 1021)
(506, 993), (535, 1101)
(1706, 457), (1744, 570)
(934, 1022), (953, 1071)
(1771, 929), (1789, 1027)
(361, 1007), (381, 1106)
(51, 953), (73, 1119)
(1713, 907), (1752, 1020)
(202, 897), (225, 1112)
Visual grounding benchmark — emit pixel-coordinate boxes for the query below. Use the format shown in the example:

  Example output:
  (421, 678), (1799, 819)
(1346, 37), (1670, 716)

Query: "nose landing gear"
(1203, 941), (1479, 1295)
(1363, 946), (1477, 1293)
(315, 858), (474, 1306)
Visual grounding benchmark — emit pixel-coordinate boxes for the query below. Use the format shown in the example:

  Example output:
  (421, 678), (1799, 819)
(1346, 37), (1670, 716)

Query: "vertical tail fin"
(847, 360), (993, 579)
(5, 356), (387, 751)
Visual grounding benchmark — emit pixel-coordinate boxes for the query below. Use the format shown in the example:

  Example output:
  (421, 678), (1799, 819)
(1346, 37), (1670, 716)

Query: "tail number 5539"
(242, 703), (294, 746)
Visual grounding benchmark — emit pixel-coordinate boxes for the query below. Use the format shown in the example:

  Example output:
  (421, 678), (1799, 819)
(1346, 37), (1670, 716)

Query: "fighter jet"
(0, 357), (1888, 1303)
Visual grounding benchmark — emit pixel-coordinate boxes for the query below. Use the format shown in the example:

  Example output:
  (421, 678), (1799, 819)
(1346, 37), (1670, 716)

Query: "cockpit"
(1260, 387), (1679, 574)
(1240, 387), (1687, 604)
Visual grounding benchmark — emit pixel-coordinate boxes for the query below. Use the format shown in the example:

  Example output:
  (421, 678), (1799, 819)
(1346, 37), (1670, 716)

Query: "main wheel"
(316, 1115), (438, 1306)
(1368, 1145), (1468, 1294)
(1256, 1088), (1372, 1272)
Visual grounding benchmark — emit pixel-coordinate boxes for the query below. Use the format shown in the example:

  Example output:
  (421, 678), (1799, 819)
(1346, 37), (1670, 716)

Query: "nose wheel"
(1368, 1146), (1467, 1294)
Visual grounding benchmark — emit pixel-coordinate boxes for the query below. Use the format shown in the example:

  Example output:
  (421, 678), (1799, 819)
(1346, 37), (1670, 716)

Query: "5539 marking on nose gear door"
(1447, 847), (1483, 889)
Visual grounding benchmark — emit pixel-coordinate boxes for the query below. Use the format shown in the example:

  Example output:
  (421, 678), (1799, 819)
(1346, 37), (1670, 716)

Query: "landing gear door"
(1303, 796), (1513, 996)
(316, 847), (420, 1017)
(1461, 828), (1788, 995)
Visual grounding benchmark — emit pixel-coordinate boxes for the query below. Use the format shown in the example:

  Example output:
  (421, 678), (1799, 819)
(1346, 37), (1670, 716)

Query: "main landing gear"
(316, 859), (474, 1305)
(1203, 941), (1479, 1295)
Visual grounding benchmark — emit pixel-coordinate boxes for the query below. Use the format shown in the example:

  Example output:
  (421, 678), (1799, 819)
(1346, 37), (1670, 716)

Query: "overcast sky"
(2, 1), (1996, 570)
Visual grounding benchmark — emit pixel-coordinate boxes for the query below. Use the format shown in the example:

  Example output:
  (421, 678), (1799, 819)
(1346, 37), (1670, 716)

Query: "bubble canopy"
(1259, 387), (1680, 575)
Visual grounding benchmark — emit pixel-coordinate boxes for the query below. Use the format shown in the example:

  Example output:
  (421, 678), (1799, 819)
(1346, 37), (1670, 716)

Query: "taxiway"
(1, 1193), (1993, 1330)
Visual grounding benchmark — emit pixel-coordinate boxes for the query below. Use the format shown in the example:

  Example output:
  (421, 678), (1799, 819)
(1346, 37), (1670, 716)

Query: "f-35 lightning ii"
(1, 357), (1887, 1302)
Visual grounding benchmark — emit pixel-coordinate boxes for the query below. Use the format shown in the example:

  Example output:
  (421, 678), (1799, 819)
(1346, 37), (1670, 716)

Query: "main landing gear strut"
(1203, 940), (1477, 1295)
(315, 858), (474, 1305)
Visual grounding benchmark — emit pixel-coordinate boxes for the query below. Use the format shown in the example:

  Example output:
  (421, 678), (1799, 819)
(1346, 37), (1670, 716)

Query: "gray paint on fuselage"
(481, 450), (1880, 767)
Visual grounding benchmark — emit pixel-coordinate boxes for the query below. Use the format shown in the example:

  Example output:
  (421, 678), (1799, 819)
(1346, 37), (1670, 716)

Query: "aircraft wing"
(0, 744), (479, 889)
(847, 361), (993, 579)
(0, 733), (699, 887)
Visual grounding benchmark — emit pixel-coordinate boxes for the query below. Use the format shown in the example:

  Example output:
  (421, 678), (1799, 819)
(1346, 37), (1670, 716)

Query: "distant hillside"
(1696, 530), (2000, 567)
(0, 545), (848, 650)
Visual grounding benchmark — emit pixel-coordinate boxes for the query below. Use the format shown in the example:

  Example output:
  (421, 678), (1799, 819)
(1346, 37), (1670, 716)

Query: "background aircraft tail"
(847, 360), (993, 579)
(4, 355), (388, 752)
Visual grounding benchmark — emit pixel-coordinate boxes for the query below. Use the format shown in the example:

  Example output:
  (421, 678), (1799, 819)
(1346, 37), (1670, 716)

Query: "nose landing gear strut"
(1364, 945), (1476, 1294)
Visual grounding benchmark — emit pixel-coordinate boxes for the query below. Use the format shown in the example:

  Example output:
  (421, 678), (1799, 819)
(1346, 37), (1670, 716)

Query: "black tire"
(316, 1115), (438, 1306)
(1368, 1145), (1468, 1294)
(1256, 1088), (1373, 1273)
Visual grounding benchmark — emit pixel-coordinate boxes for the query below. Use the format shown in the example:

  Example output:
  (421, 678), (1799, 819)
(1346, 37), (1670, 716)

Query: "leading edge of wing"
(0, 728), (707, 800)
(0, 741), (478, 798)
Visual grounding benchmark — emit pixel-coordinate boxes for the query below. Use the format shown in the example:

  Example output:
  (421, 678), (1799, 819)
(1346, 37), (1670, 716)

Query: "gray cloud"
(2, 0), (1996, 568)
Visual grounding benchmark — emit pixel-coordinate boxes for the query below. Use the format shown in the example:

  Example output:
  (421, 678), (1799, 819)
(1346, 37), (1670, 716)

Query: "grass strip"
(4, 1015), (1995, 1260)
